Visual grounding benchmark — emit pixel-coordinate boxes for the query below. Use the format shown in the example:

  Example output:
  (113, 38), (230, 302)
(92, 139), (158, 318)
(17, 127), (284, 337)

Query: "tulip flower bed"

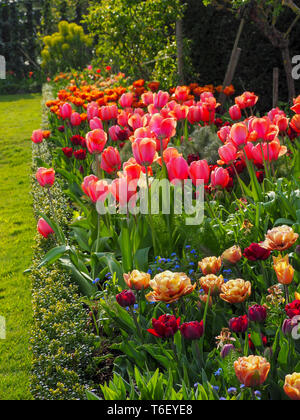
(31, 69), (300, 401)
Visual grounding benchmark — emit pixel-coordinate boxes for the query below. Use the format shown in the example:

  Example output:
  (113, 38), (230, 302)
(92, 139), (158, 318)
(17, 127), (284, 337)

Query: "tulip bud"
(116, 290), (136, 307)
(180, 321), (204, 340)
(221, 344), (235, 359)
(221, 245), (242, 265)
(282, 318), (295, 336)
(248, 305), (267, 323)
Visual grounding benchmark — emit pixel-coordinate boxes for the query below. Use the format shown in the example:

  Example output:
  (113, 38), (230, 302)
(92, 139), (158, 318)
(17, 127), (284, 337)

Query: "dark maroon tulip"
(148, 314), (180, 339)
(180, 321), (204, 340)
(73, 149), (87, 160)
(248, 305), (267, 323)
(243, 243), (271, 261)
(229, 315), (248, 333)
(62, 147), (73, 158)
(116, 290), (136, 308)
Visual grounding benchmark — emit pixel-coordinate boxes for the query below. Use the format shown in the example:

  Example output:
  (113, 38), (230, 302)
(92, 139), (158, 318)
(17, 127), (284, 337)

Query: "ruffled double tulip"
(189, 160), (210, 185)
(116, 290), (136, 307)
(37, 218), (54, 239)
(229, 315), (248, 333)
(285, 300), (300, 319)
(86, 129), (108, 155)
(262, 225), (298, 252)
(148, 314), (180, 339)
(221, 245), (242, 265)
(234, 356), (270, 388)
(198, 256), (222, 275)
(146, 271), (196, 304)
(132, 137), (157, 167)
(248, 305), (267, 323)
(36, 167), (55, 188)
(200, 274), (224, 296)
(220, 279), (251, 304)
(273, 254), (294, 285)
(180, 321), (204, 340)
(101, 147), (121, 174)
(210, 167), (230, 189)
(243, 243), (271, 261)
(123, 270), (151, 291)
(284, 373), (300, 400)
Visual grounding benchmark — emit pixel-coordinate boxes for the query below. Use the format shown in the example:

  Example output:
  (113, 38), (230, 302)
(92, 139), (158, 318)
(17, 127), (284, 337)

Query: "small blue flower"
(174, 265), (180, 269)
(254, 390), (261, 399)
(228, 387), (237, 394)
(189, 262), (195, 266)
(93, 278), (100, 284)
(186, 245), (191, 249)
(194, 382), (200, 388)
(212, 385), (219, 392)
(240, 384), (245, 390)
(214, 368), (223, 377)
(171, 253), (177, 257)
(219, 397), (226, 401)
(148, 269), (152, 275)
(223, 269), (232, 274)
(189, 270), (194, 275)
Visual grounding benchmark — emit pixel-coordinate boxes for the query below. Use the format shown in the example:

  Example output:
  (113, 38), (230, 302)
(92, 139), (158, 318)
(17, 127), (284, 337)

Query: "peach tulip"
(234, 356), (270, 388)
(284, 373), (300, 400)
(124, 270), (151, 291)
(198, 256), (222, 275)
(146, 271), (196, 303)
(273, 254), (294, 285)
(220, 279), (251, 304)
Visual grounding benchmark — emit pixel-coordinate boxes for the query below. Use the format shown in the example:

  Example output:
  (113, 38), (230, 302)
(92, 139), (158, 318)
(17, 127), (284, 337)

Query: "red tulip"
(86, 129), (108, 154)
(180, 321), (204, 340)
(243, 243), (271, 261)
(189, 160), (210, 185)
(116, 290), (136, 307)
(148, 314), (181, 339)
(141, 91), (154, 106)
(123, 159), (143, 181)
(110, 177), (138, 206)
(101, 147), (122, 174)
(235, 91), (258, 109)
(229, 315), (248, 333)
(229, 104), (242, 121)
(36, 167), (55, 188)
(37, 218), (54, 238)
(73, 149), (86, 160)
(188, 106), (202, 124)
(62, 147), (73, 158)
(290, 114), (300, 133)
(285, 300), (300, 319)
(211, 167), (230, 189)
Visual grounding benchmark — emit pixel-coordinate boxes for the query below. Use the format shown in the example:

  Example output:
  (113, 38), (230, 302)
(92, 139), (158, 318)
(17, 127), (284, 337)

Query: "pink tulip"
(118, 110), (130, 127)
(70, 112), (82, 126)
(119, 92), (134, 108)
(141, 91), (154, 106)
(128, 114), (147, 131)
(99, 105), (118, 121)
(82, 175), (98, 196)
(31, 129), (44, 144)
(218, 143), (238, 164)
(153, 91), (170, 109)
(170, 104), (189, 121)
(60, 103), (73, 120)
(188, 106), (202, 124)
(89, 117), (103, 130)
(217, 126), (231, 144)
(87, 102), (99, 120)
(200, 92), (214, 102)
(36, 167), (55, 188)
(110, 177), (138, 206)
(86, 129), (108, 154)
(87, 179), (109, 203)
(149, 114), (177, 139)
(175, 86), (190, 103)
(189, 160), (210, 185)
(132, 138), (157, 167)
(250, 117), (271, 141)
(274, 114), (289, 132)
(167, 156), (189, 181)
(229, 104), (241, 121)
(37, 218), (54, 238)
(163, 148), (182, 165)
(101, 147), (122, 174)
(211, 167), (230, 188)
(229, 123), (249, 148)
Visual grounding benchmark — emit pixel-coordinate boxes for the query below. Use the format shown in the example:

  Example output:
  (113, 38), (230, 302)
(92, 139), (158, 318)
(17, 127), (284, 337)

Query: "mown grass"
(0, 93), (41, 400)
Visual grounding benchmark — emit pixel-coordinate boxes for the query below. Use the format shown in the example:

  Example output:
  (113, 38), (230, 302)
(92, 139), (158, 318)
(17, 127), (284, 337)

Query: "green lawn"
(0, 93), (42, 400)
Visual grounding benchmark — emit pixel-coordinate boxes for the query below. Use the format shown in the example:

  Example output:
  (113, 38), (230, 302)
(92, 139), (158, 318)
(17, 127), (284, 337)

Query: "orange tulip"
(198, 256), (222, 275)
(200, 274), (224, 296)
(221, 246), (242, 265)
(273, 255), (294, 285)
(146, 271), (196, 304)
(284, 373), (300, 400)
(123, 270), (151, 291)
(234, 356), (270, 388)
(262, 225), (298, 252)
(220, 279), (251, 304)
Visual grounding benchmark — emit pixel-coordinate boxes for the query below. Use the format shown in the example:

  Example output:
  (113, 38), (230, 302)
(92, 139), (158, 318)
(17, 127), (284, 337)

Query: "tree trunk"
(176, 20), (185, 84)
(280, 43), (296, 103)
